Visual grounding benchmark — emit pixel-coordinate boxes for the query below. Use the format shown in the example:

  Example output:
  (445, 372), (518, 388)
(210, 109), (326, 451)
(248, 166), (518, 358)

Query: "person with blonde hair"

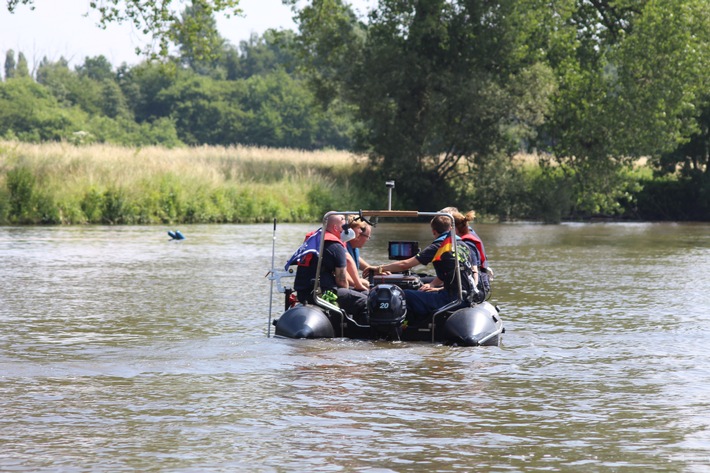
(344, 216), (373, 291)
(440, 206), (492, 296)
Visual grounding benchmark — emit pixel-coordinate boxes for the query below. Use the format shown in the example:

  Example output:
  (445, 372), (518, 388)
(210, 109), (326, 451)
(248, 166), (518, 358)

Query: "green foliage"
(526, 166), (574, 224)
(543, 0), (710, 165)
(76, 55), (115, 82)
(6, 166), (35, 222)
(4, 50), (17, 79)
(37, 57), (102, 115)
(86, 115), (183, 147)
(2, 1), (710, 221)
(102, 187), (131, 224)
(175, 3), (227, 77)
(81, 188), (104, 223)
(657, 100), (710, 179)
(157, 73), (246, 145)
(461, 154), (532, 221)
(4, 165), (61, 224)
(118, 61), (178, 123)
(7, 0), (242, 60)
(15, 52), (30, 78)
(636, 174), (710, 221)
(0, 78), (87, 142)
(294, 0), (556, 208)
(230, 30), (299, 79)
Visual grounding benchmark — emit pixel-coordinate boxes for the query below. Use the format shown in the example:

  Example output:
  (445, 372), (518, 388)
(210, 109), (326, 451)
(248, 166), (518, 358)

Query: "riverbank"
(0, 141), (369, 225)
(1, 140), (703, 224)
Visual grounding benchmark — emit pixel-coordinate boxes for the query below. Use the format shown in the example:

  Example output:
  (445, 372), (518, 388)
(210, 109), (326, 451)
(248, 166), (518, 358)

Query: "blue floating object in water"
(168, 230), (185, 240)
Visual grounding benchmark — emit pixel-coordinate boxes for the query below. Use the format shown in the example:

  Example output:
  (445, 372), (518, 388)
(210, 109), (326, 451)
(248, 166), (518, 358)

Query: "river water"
(1, 222), (709, 472)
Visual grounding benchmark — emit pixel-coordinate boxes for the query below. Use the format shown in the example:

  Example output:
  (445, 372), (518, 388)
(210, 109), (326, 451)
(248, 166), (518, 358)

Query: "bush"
(636, 175), (709, 221)
(6, 166), (35, 223)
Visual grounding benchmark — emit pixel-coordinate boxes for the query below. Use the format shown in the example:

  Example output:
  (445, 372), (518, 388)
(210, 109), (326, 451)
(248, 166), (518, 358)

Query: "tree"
(4, 49), (16, 79)
(293, 0), (555, 208)
(37, 57), (104, 115)
(15, 52), (30, 78)
(117, 61), (178, 122)
(537, 0), (710, 216)
(175, 2), (227, 77)
(156, 73), (248, 145)
(76, 55), (115, 82)
(229, 30), (299, 79)
(5, 0), (243, 59)
(0, 77), (87, 141)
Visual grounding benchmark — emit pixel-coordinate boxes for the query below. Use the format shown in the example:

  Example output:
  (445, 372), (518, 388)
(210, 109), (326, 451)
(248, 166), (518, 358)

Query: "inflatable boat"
(266, 205), (504, 347)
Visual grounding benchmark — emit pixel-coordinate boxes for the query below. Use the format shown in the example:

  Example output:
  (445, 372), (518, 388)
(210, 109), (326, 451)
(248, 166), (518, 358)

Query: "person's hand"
(362, 266), (373, 278)
(358, 278), (370, 290)
(362, 265), (391, 278)
(419, 283), (442, 292)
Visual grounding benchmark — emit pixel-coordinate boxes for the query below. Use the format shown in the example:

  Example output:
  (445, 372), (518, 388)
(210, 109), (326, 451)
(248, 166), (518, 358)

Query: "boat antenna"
(386, 180), (395, 211)
(267, 218), (277, 337)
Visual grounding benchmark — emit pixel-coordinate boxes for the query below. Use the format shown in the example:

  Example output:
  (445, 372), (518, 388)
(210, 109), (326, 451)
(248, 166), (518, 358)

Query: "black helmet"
(368, 284), (407, 328)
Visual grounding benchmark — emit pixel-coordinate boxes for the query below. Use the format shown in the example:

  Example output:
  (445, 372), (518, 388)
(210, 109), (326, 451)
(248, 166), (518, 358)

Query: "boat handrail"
(266, 269), (295, 294)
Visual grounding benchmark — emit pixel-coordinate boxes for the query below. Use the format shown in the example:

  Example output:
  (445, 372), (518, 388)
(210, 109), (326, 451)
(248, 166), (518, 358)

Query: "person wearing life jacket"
(291, 213), (367, 319)
(370, 215), (477, 323)
(418, 209), (481, 296)
(440, 206), (492, 297)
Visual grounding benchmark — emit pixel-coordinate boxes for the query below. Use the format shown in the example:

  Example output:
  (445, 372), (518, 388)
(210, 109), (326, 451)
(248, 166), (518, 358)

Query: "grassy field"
(0, 141), (369, 224)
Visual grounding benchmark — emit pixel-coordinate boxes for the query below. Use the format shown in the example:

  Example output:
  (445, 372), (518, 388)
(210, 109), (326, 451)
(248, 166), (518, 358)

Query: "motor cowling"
(368, 284), (407, 330)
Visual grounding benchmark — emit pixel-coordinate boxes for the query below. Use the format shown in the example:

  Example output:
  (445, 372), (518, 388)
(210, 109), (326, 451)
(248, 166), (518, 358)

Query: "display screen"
(388, 241), (419, 260)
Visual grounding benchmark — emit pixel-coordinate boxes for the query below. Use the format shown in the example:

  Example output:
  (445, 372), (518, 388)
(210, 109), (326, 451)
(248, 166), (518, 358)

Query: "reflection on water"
(1, 223), (710, 471)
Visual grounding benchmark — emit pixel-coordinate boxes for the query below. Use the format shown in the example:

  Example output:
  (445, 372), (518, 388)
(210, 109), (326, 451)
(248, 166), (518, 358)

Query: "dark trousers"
(336, 288), (368, 320)
(296, 287), (368, 320)
(404, 288), (470, 323)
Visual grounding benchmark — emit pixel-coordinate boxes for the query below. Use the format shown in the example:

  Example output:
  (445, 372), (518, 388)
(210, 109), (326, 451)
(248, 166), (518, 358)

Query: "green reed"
(0, 141), (368, 225)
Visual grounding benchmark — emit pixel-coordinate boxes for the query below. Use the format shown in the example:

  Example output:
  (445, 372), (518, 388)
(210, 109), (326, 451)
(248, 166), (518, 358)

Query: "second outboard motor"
(368, 284), (407, 338)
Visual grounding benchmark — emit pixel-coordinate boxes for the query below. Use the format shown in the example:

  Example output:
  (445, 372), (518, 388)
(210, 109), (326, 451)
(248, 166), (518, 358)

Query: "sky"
(0, 0), (375, 74)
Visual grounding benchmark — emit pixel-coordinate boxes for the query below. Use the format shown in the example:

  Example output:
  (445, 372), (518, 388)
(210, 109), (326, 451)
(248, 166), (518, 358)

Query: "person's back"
(294, 238), (346, 303)
(289, 213), (368, 319)
(371, 215), (474, 324)
(426, 232), (476, 296)
(445, 207), (491, 298)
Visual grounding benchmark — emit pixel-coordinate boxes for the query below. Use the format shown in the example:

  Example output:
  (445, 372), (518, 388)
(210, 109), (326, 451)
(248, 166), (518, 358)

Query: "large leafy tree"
(293, 0), (556, 208)
(538, 0), (710, 215)
(175, 2), (227, 76)
(229, 30), (299, 80)
(156, 73), (248, 144)
(36, 57), (104, 115)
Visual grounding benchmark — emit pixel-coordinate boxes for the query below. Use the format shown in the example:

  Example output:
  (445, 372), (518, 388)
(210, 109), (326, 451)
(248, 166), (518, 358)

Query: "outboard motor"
(368, 284), (407, 338)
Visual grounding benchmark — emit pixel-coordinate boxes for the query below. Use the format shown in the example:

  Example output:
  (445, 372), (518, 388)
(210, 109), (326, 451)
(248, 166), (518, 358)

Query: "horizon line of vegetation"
(0, 140), (702, 226)
(1, 1), (708, 222)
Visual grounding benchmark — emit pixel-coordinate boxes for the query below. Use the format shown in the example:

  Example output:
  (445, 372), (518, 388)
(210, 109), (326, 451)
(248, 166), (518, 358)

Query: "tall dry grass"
(0, 141), (368, 224)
